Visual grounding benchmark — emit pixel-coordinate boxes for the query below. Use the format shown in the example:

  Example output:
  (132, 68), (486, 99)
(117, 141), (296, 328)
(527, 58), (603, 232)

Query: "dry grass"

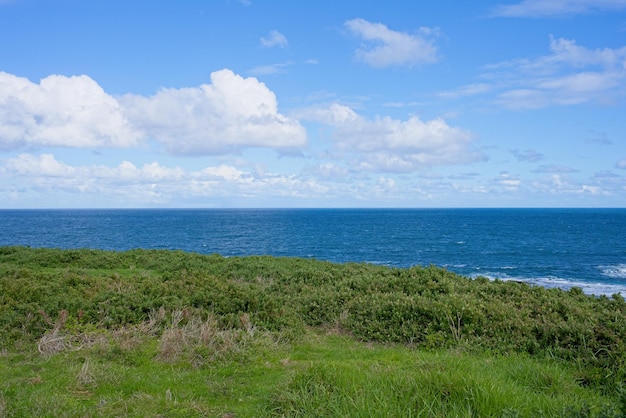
(37, 330), (67, 356)
(157, 310), (267, 364)
(0, 392), (6, 418)
(36, 307), (168, 357)
(32, 307), (278, 376)
(325, 309), (350, 336)
(37, 310), (69, 356)
(75, 360), (96, 388)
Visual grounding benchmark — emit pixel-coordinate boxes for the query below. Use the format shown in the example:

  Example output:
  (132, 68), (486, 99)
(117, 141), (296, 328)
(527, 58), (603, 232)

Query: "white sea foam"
(600, 264), (626, 279)
(443, 263), (468, 269)
(469, 272), (625, 296)
(367, 260), (392, 266)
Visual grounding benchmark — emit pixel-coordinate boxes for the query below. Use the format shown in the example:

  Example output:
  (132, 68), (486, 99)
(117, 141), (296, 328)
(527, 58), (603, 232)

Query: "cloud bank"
(2, 153), (328, 205)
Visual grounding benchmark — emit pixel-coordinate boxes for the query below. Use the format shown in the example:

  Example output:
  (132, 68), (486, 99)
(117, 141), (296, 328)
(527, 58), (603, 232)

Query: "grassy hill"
(1, 246), (625, 417)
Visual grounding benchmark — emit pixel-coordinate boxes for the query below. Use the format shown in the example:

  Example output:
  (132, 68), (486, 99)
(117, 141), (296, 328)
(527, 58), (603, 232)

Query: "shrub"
(1, 246), (625, 391)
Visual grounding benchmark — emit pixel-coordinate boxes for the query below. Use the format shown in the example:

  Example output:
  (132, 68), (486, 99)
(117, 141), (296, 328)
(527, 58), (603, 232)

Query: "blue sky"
(1, 0), (626, 208)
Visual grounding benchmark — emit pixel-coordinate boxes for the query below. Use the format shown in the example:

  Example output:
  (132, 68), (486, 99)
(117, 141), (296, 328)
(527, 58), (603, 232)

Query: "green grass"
(1, 246), (626, 417)
(1, 310), (287, 417)
(1, 329), (621, 417)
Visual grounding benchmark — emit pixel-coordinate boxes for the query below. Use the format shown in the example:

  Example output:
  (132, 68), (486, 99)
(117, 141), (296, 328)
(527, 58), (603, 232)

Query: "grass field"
(1, 246), (625, 417)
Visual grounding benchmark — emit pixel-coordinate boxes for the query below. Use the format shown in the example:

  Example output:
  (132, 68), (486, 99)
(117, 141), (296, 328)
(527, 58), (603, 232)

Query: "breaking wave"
(600, 264), (626, 279)
(470, 271), (625, 296)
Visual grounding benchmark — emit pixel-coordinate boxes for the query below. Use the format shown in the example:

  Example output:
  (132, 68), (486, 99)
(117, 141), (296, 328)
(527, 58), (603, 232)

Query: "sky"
(1, 0), (626, 208)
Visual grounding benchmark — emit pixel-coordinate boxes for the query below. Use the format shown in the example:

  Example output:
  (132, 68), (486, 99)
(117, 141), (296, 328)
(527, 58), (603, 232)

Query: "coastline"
(1, 208), (625, 296)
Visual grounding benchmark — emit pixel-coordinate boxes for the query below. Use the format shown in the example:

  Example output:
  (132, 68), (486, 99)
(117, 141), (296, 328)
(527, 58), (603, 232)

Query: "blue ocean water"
(1, 208), (625, 296)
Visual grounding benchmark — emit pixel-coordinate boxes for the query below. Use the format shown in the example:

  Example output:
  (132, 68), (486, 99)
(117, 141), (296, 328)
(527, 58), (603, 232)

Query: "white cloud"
(437, 83), (492, 99)
(511, 148), (544, 162)
(532, 164), (579, 173)
(301, 103), (485, 172)
(344, 18), (439, 68)
(308, 162), (350, 179)
(439, 36), (626, 109)
(491, 0), (626, 17)
(260, 30), (288, 48)
(0, 69), (307, 156)
(3, 152), (623, 207)
(485, 37), (626, 109)
(500, 36), (626, 79)
(2, 153), (329, 205)
(492, 172), (521, 191)
(529, 171), (617, 197)
(0, 72), (142, 150)
(5, 153), (75, 177)
(590, 171), (625, 194)
(121, 69), (307, 155)
(248, 62), (293, 76)
(617, 159), (626, 169)
(5, 153), (185, 182)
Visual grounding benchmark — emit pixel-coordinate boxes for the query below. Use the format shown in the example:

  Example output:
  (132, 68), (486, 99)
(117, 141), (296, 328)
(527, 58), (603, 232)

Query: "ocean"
(1, 208), (625, 296)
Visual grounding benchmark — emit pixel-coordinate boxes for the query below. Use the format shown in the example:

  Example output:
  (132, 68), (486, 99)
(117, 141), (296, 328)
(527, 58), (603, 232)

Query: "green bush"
(1, 246), (625, 393)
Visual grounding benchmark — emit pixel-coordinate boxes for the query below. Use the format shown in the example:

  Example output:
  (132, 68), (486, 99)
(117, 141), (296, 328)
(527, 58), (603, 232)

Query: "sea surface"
(1, 208), (625, 296)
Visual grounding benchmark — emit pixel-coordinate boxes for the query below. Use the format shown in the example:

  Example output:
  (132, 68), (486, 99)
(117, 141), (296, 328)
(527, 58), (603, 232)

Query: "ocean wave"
(443, 263), (467, 268)
(600, 264), (626, 279)
(366, 260), (393, 266)
(469, 272), (625, 296)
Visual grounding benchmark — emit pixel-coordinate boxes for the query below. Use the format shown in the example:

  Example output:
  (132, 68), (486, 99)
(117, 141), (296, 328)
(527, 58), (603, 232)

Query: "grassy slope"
(1, 246), (625, 417)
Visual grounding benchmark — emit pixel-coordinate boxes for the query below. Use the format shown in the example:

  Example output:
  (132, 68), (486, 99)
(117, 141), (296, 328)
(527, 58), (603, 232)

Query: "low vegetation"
(1, 246), (625, 416)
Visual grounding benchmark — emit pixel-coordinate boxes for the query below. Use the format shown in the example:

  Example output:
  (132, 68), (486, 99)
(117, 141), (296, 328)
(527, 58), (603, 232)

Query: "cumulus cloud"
(0, 70), (307, 156)
(5, 153), (75, 177)
(120, 69), (307, 155)
(0, 72), (142, 150)
(301, 103), (485, 172)
(491, 0), (626, 17)
(260, 30), (288, 48)
(344, 18), (439, 68)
